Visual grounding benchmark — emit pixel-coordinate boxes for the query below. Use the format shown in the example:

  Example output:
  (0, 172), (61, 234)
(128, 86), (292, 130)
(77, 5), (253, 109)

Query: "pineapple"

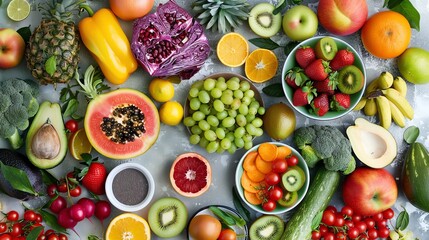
(192, 0), (250, 33)
(25, 0), (85, 85)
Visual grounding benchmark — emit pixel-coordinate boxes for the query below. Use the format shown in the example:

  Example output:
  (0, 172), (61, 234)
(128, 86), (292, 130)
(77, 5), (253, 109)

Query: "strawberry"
(330, 93), (351, 111)
(305, 59), (331, 81)
(313, 72), (338, 95)
(311, 93), (329, 116)
(292, 82), (317, 106)
(78, 154), (107, 195)
(330, 49), (355, 71)
(284, 67), (309, 89)
(295, 46), (316, 68)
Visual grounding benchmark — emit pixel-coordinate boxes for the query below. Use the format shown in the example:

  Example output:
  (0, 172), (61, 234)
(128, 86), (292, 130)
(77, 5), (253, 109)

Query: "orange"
(159, 101), (183, 126)
(361, 11), (411, 59)
(106, 213), (151, 240)
(245, 48), (278, 83)
(69, 128), (92, 160)
(217, 32), (249, 67)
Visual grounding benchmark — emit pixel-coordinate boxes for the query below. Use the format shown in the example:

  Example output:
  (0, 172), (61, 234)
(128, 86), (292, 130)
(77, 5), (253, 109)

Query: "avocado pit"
(31, 122), (61, 160)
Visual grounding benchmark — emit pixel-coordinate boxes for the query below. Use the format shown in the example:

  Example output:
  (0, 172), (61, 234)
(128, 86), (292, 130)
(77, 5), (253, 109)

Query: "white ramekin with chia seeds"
(105, 162), (155, 212)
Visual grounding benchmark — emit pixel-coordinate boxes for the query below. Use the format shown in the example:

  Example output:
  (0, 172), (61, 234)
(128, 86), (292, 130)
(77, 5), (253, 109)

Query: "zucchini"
(402, 142), (429, 212)
(281, 167), (341, 240)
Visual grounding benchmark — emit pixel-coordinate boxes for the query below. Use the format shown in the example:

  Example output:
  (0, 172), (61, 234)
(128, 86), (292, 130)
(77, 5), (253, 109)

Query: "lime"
(7, 0), (31, 22)
(69, 128), (92, 160)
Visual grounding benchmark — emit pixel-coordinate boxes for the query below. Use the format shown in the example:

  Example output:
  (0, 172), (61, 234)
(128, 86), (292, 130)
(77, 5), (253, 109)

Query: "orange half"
(245, 49), (278, 83)
(106, 213), (151, 240)
(217, 32), (249, 67)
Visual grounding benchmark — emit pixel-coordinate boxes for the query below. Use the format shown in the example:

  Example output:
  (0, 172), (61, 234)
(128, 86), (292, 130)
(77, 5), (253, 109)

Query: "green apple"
(282, 5), (318, 41)
(398, 47), (429, 84)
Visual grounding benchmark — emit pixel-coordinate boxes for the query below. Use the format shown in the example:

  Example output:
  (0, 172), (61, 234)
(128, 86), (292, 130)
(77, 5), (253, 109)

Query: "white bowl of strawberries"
(282, 36), (366, 120)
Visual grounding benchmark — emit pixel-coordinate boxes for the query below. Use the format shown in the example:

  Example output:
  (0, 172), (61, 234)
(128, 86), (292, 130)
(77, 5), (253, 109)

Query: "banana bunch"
(354, 71), (414, 129)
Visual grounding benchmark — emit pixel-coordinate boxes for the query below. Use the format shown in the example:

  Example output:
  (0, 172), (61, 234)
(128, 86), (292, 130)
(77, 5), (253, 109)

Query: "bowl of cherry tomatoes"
(235, 142), (310, 215)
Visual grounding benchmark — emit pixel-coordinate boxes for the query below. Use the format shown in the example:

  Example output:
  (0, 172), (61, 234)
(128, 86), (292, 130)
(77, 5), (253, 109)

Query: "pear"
(398, 47), (429, 84)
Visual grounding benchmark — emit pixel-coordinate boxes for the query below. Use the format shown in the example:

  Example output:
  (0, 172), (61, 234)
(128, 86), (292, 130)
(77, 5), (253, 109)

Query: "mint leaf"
(263, 83), (285, 97)
(0, 162), (36, 195)
(396, 208), (410, 231)
(26, 226), (44, 240)
(45, 56), (57, 76)
(404, 126), (420, 144)
(249, 38), (280, 50)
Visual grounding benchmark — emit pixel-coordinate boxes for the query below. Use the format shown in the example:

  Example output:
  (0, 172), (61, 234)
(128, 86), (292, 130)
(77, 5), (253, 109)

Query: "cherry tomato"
(268, 186), (283, 202)
(334, 214), (345, 227)
(372, 212), (384, 221)
(0, 223), (7, 233)
(47, 234), (59, 240)
(57, 182), (68, 193)
(271, 159), (288, 173)
(325, 205), (337, 214)
(345, 220), (354, 228)
(264, 172), (280, 186)
(262, 200), (276, 212)
(382, 208), (394, 219)
(355, 221), (367, 233)
(10, 223), (22, 237)
(286, 155), (299, 166)
(347, 227), (360, 239)
(359, 234), (369, 240)
(35, 213), (43, 223)
(24, 210), (37, 222)
(352, 215), (362, 223)
(109, 0), (154, 21)
(340, 206), (353, 217)
(46, 184), (58, 198)
(367, 228), (378, 239)
(217, 228), (237, 240)
(323, 232), (335, 240)
(377, 227), (390, 238)
(322, 210), (336, 225)
(65, 119), (79, 133)
(37, 236), (46, 240)
(377, 219), (388, 228)
(335, 232), (346, 240)
(311, 231), (321, 240)
(58, 234), (68, 240)
(69, 185), (82, 197)
(7, 211), (19, 222)
(0, 234), (12, 240)
(319, 225), (328, 235)
(364, 218), (376, 229)
(44, 229), (55, 236)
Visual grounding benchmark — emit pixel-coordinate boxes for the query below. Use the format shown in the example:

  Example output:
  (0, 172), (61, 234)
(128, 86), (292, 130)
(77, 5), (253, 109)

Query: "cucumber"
(281, 167), (341, 240)
(402, 142), (429, 212)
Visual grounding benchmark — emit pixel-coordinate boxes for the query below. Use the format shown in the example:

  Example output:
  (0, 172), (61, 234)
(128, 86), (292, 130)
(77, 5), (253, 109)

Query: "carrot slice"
(255, 155), (272, 174)
(243, 151), (258, 172)
(258, 143), (278, 161)
(246, 167), (266, 182)
(241, 171), (261, 193)
(244, 190), (263, 205)
(277, 146), (292, 160)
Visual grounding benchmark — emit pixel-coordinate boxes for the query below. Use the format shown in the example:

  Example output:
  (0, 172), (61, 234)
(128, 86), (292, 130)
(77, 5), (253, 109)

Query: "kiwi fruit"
(277, 191), (298, 207)
(249, 215), (285, 240)
(281, 166), (305, 192)
(248, 3), (282, 38)
(315, 37), (338, 60)
(337, 65), (365, 94)
(148, 197), (188, 238)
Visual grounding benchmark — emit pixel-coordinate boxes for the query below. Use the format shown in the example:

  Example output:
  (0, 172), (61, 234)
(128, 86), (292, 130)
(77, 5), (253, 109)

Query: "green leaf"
(387, 0), (420, 31)
(45, 56), (57, 77)
(39, 210), (67, 233)
(404, 126), (420, 144)
(0, 0), (2, 6)
(40, 169), (58, 186)
(262, 83), (285, 97)
(249, 38), (280, 50)
(232, 187), (251, 222)
(88, 236), (102, 240)
(273, 0), (286, 15)
(284, 41), (299, 55)
(311, 211), (323, 230)
(26, 226), (44, 240)
(395, 208), (410, 231)
(17, 26), (31, 43)
(0, 162), (36, 195)
(63, 98), (79, 117)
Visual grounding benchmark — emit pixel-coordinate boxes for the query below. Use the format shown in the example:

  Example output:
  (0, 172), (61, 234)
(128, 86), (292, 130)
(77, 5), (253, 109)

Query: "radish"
(69, 204), (85, 222)
(77, 198), (95, 219)
(58, 208), (79, 237)
(49, 196), (67, 214)
(94, 200), (111, 225)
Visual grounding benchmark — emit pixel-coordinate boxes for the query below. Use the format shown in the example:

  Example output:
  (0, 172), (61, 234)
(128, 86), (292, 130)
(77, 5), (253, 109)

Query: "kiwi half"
(248, 3), (282, 38)
(281, 166), (305, 192)
(148, 197), (188, 238)
(315, 37), (338, 60)
(337, 65), (365, 94)
(249, 215), (285, 240)
(277, 191), (298, 207)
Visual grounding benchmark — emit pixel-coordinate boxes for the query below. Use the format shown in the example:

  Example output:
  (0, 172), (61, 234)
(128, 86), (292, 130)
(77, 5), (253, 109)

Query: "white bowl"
(105, 162), (155, 212)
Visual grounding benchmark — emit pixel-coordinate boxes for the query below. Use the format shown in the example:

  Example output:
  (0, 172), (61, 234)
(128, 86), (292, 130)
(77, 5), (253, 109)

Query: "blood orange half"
(170, 153), (211, 197)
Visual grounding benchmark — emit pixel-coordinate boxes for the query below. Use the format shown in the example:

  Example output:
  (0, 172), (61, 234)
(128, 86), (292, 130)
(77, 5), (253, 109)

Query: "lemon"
(7, 0), (31, 22)
(159, 101), (183, 126)
(69, 128), (92, 160)
(149, 78), (175, 102)
(106, 213), (151, 240)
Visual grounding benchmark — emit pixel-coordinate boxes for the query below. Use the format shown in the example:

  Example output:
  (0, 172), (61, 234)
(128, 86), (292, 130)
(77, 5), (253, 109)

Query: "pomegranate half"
(170, 152), (211, 197)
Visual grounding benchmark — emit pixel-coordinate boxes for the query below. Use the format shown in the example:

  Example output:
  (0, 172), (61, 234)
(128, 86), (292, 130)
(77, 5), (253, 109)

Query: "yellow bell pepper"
(79, 8), (137, 85)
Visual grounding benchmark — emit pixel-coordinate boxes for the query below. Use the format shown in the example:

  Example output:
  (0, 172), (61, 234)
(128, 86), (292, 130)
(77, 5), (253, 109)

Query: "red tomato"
(65, 119), (79, 133)
(10, 223), (22, 237)
(364, 218), (376, 229)
(319, 225), (328, 235)
(345, 220), (354, 228)
(217, 228), (237, 240)
(69, 185), (82, 197)
(335, 232), (346, 240)
(57, 182), (68, 193)
(382, 208), (394, 219)
(367, 228), (378, 239)
(340, 206), (353, 217)
(47, 234), (59, 240)
(47, 184), (58, 198)
(311, 231), (321, 240)
(58, 234), (68, 240)
(286, 155), (299, 166)
(0, 234), (12, 240)
(109, 0), (154, 21)
(372, 212), (384, 221)
(355, 221), (367, 233)
(323, 232), (335, 240)
(24, 210), (37, 222)
(347, 227), (360, 239)
(271, 159), (288, 173)
(377, 227), (390, 238)
(352, 215), (362, 223)
(44, 229), (55, 236)
(262, 200), (276, 212)
(322, 210), (336, 225)
(35, 213), (43, 223)
(268, 186), (283, 201)
(325, 205), (337, 214)
(264, 172), (280, 186)
(0, 223), (7, 233)
(334, 214), (345, 227)
(7, 210), (19, 221)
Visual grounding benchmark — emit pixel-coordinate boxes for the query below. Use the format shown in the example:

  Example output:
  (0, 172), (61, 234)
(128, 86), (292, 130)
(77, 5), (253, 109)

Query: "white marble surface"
(1, 0), (429, 239)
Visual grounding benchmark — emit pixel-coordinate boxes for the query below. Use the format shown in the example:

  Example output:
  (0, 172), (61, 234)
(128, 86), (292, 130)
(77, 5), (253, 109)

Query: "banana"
(393, 76), (407, 97)
(365, 78), (380, 96)
(382, 88), (414, 119)
(353, 98), (367, 111)
(389, 100), (406, 128)
(375, 96), (392, 129)
(378, 71), (394, 89)
(364, 98), (377, 116)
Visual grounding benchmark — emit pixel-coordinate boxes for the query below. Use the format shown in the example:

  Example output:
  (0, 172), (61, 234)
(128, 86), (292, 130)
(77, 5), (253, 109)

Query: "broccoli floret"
(0, 79), (39, 149)
(293, 126), (316, 149)
(343, 157), (356, 175)
(301, 145), (319, 168)
(323, 138), (353, 171)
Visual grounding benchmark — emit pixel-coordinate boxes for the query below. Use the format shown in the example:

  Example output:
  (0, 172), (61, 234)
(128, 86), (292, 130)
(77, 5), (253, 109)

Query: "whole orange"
(361, 11), (411, 59)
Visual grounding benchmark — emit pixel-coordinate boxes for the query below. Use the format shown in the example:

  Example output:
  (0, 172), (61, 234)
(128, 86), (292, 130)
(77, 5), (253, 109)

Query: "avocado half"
(25, 101), (67, 169)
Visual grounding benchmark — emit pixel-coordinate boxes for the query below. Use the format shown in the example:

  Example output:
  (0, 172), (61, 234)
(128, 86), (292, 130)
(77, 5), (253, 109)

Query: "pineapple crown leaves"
(192, 0), (250, 33)
(286, 66), (309, 87)
(38, 0), (89, 22)
(75, 65), (110, 100)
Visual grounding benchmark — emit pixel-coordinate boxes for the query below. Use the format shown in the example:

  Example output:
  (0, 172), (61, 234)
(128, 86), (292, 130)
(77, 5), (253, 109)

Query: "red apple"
(0, 28), (25, 69)
(342, 167), (397, 216)
(317, 0), (368, 36)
